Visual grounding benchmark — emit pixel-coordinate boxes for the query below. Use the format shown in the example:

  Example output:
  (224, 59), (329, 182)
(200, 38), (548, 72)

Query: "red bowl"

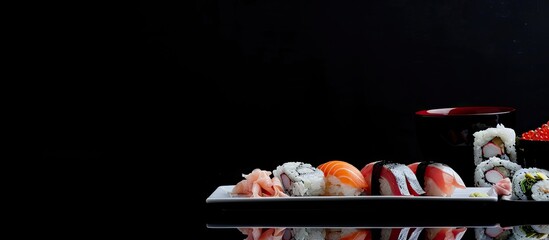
(415, 106), (517, 186)
(415, 106), (516, 116)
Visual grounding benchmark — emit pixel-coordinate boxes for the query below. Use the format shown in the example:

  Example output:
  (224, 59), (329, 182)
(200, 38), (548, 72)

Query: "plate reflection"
(211, 226), (549, 240)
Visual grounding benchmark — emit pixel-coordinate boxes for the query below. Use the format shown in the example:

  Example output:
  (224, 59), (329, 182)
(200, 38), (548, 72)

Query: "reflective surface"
(204, 205), (549, 239)
(205, 225), (549, 240)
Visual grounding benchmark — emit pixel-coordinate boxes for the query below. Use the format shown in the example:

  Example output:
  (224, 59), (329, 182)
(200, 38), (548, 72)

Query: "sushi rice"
(511, 168), (549, 201)
(473, 124), (517, 165)
(286, 228), (326, 240)
(474, 157), (522, 187)
(532, 225), (549, 235)
(474, 227), (513, 240)
(531, 180), (549, 201)
(512, 225), (549, 240)
(272, 162), (325, 196)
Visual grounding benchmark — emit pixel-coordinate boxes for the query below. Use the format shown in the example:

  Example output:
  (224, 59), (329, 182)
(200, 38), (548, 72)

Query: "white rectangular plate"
(206, 185), (497, 203)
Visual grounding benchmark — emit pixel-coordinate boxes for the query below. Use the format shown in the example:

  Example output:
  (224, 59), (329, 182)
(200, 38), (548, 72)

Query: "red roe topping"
(521, 121), (549, 141)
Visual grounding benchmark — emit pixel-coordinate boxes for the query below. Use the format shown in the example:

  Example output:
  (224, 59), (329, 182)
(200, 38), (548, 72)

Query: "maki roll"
(511, 168), (549, 201)
(511, 225), (549, 239)
(282, 228), (326, 240)
(474, 226), (513, 240)
(272, 162), (325, 196)
(408, 161), (466, 196)
(317, 160), (367, 196)
(474, 157), (522, 187)
(325, 228), (369, 240)
(361, 161), (425, 196)
(473, 124), (517, 165)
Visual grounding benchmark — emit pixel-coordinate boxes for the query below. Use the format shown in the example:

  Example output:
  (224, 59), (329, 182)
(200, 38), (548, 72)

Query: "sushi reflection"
(237, 227), (468, 240)
(475, 225), (548, 240)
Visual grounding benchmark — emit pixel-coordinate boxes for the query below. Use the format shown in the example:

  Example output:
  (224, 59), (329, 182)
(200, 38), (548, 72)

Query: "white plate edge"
(206, 185), (498, 203)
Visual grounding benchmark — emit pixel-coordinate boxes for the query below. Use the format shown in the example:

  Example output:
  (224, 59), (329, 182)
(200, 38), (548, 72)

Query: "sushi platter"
(204, 225), (549, 240)
(206, 185), (498, 203)
(206, 185), (499, 213)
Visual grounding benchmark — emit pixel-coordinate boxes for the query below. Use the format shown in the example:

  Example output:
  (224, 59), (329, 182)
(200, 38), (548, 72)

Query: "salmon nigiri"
(361, 161), (425, 196)
(326, 228), (370, 240)
(407, 162), (466, 197)
(317, 160), (368, 196)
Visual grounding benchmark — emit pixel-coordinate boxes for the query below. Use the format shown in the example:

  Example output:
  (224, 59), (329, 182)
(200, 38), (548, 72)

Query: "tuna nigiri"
(361, 161), (425, 196)
(407, 162), (466, 197)
(318, 160), (368, 196)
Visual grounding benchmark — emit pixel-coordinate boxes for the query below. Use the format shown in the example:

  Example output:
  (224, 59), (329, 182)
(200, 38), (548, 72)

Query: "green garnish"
(520, 172), (546, 199)
(520, 177), (537, 194)
(470, 192), (489, 197)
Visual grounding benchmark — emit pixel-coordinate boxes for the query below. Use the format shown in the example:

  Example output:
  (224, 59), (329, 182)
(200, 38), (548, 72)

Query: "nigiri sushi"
(380, 228), (413, 240)
(408, 162), (466, 197)
(360, 161), (425, 196)
(425, 228), (467, 240)
(317, 160), (367, 196)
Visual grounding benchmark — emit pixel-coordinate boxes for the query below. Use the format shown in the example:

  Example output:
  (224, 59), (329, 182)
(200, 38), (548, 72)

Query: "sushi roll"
(474, 226), (513, 240)
(531, 180), (549, 201)
(474, 157), (522, 187)
(282, 228), (326, 240)
(317, 160), (367, 196)
(272, 162), (325, 196)
(473, 124), (517, 165)
(408, 161), (466, 196)
(511, 168), (549, 200)
(532, 225), (549, 235)
(511, 225), (549, 240)
(361, 161), (425, 196)
(325, 228), (369, 240)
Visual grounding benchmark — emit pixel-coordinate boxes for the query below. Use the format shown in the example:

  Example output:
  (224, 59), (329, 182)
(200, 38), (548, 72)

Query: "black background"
(38, 0), (548, 235)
